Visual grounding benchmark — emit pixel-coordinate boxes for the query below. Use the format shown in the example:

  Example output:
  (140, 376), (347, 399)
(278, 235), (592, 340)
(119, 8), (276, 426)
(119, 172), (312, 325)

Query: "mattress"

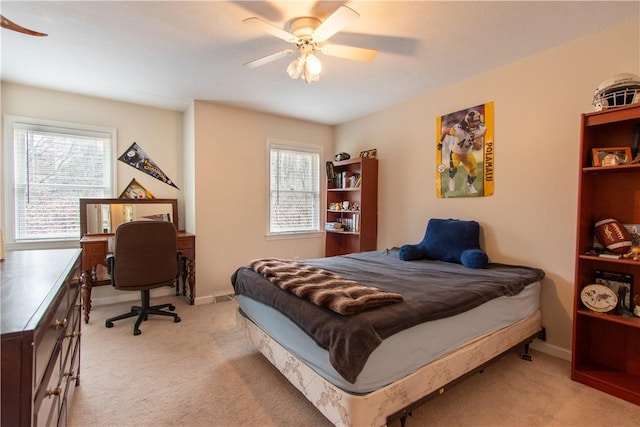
(236, 280), (540, 394)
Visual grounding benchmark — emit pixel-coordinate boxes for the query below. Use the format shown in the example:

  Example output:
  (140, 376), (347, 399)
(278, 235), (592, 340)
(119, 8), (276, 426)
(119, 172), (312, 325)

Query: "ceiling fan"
(1, 15), (48, 37)
(243, 5), (377, 83)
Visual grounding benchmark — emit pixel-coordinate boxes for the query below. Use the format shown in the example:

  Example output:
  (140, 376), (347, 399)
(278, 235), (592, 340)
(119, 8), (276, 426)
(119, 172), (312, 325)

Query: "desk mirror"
(79, 198), (178, 235)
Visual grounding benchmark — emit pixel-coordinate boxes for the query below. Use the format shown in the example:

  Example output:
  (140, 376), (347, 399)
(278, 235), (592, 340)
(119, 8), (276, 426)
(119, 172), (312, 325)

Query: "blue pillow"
(460, 249), (489, 269)
(398, 218), (488, 269)
(398, 244), (429, 261)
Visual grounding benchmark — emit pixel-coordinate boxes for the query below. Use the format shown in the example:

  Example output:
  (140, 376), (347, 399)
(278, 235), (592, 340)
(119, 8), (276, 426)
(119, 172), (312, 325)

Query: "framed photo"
(591, 146), (632, 167)
(359, 149), (377, 159)
(325, 161), (335, 181)
(119, 178), (155, 199)
(595, 270), (633, 311)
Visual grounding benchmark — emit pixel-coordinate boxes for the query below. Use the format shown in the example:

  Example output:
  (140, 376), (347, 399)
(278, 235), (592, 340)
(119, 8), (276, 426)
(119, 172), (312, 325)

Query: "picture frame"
(119, 178), (155, 199)
(325, 161), (335, 181)
(359, 149), (377, 159)
(591, 146), (632, 167)
(595, 270), (633, 312)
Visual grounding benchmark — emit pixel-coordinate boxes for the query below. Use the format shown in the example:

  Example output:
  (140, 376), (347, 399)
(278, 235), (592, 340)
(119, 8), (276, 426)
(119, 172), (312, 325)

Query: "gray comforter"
(231, 248), (544, 383)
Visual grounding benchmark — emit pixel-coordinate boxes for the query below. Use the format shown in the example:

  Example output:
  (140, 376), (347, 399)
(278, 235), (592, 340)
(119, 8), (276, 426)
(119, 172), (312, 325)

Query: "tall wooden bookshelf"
(325, 157), (378, 257)
(571, 103), (640, 405)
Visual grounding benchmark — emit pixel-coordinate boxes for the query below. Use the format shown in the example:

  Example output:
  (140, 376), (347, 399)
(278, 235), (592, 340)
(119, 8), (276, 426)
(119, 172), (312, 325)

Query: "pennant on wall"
(118, 142), (179, 189)
(435, 102), (494, 198)
(119, 178), (155, 199)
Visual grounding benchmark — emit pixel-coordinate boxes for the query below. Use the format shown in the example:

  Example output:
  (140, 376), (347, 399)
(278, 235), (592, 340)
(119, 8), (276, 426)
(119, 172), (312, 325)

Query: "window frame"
(3, 115), (117, 250)
(266, 138), (324, 240)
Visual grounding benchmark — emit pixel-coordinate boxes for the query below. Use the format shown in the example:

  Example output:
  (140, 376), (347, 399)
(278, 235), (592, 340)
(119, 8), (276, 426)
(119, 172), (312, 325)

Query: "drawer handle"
(55, 318), (67, 329)
(65, 331), (81, 338)
(63, 371), (78, 381)
(45, 386), (62, 397)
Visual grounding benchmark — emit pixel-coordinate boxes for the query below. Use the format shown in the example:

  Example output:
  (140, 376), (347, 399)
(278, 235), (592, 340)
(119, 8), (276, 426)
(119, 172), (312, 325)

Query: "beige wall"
(334, 19), (640, 358)
(1, 83), (185, 226)
(191, 102), (333, 303)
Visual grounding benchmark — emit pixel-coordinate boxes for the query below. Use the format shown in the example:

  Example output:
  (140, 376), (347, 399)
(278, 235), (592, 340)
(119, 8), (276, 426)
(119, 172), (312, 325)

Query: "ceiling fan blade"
(320, 44), (378, 62)
(244, 49), (295, 68)
(1, 15), (47, 37)
(312, 6), (359, 42)
(243, 17), (298, 43)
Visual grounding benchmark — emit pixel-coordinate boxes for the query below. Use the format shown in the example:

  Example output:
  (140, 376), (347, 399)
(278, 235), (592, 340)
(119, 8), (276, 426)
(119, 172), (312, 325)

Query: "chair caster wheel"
(105, 321), (114, 328)
(174, 316), (181, 323)
(169, 304), (176, 311)
(133, 329), (142, 336)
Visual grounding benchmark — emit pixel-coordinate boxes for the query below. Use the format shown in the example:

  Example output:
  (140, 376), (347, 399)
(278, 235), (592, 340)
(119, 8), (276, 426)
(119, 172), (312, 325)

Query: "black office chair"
(105, 220), (181, 335)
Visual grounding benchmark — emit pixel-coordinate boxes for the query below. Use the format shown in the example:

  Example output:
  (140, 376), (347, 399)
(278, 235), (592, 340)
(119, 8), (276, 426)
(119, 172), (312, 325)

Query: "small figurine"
(622, 246), (640, 261)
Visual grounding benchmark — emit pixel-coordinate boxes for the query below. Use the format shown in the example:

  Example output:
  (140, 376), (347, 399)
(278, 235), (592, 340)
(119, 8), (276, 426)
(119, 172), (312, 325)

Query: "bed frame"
(237, 309), (543, 427)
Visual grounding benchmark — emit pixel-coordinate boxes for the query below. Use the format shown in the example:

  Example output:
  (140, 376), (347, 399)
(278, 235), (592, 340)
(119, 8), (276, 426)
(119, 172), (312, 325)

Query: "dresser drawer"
(59, 326), (81, 427)
(177, 236), (195, 260)
(34, 286), (69, 391)
(33, 342), (62, 427)
(81, 241), (107, 269)
(61, 297), (80, 381)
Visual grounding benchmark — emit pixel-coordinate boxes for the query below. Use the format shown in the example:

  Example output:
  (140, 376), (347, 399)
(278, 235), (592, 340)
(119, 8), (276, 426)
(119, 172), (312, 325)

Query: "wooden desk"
(79, 231), (195, 323)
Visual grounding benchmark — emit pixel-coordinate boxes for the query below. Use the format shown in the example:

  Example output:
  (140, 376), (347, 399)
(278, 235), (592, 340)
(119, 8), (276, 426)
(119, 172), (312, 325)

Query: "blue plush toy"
(398, 218), (488, 269)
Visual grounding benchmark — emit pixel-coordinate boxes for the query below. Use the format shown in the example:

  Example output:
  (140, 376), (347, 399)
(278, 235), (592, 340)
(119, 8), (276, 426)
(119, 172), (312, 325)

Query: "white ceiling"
(1, 1), (638, 125)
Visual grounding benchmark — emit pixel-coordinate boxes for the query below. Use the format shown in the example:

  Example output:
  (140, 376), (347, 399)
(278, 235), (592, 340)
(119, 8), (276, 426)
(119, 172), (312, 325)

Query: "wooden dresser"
(1, 249), (82, 426)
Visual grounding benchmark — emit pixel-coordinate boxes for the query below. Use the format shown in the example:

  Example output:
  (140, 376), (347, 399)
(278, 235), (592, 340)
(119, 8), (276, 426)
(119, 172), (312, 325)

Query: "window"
(3, 116), (116, 249)
(268, 139), (322, 236)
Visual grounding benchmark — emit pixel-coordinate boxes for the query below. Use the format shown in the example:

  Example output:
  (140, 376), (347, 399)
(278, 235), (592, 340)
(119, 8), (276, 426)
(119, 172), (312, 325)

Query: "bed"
(231, 220), (545, 427)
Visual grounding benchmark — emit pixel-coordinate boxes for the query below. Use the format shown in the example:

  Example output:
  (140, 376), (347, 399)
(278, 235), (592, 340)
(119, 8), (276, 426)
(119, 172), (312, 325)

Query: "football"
(594, 218), (632, 254)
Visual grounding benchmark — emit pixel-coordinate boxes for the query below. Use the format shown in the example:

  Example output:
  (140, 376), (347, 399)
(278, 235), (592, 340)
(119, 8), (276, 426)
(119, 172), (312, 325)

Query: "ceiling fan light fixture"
(287, 52), (321, 83)
(303, 66), (320, 84)
(306, 53), (322, 74)
(244, 5), (376, 83)
(286, 56), (304, 79)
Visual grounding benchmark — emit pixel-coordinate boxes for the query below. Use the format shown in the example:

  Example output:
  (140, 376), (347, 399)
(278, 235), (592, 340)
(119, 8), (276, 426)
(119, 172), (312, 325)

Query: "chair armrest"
(106, 254), (115, 276)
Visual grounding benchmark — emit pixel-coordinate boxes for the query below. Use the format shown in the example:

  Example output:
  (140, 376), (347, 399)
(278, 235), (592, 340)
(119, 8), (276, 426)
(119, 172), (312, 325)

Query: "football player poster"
(436, 102), (494, 198)
(118, 142), (179, 189)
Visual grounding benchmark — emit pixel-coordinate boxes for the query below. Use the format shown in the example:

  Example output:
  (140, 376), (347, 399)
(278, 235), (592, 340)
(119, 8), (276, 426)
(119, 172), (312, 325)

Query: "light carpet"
(68, 296), (640, 427)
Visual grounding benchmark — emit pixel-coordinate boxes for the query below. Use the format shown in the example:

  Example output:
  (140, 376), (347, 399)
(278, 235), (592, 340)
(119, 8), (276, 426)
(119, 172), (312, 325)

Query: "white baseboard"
(92, 286), (175, 307)
(194, 295), (215, 305)
(93, 289), (235, 307)
(531, 340), (572, 361)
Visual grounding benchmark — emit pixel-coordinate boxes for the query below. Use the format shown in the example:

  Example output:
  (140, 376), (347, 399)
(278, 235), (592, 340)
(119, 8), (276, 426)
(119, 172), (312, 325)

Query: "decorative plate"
(580, 284), (618, 313)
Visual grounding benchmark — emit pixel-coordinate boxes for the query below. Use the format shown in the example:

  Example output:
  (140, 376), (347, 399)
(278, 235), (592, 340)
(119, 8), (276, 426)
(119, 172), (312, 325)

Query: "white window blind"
(6, 117), (115, 244)
(269, 140), (321, 234)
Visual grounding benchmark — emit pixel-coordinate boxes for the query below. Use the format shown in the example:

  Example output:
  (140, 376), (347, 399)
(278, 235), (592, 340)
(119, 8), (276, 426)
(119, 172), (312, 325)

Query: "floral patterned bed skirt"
(237, 309), (542, 427)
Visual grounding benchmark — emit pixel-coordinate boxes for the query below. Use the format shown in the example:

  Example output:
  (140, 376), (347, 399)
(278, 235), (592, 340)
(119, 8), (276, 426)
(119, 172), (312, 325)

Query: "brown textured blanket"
(249, 258), (403, 315)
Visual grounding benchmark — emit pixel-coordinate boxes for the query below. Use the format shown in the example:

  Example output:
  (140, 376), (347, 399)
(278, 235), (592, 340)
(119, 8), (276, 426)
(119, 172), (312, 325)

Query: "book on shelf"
(325, 222), (343, 231)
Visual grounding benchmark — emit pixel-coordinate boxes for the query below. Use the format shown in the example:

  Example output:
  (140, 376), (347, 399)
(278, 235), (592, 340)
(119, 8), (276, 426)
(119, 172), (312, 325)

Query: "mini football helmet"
(593, 73), (640, 111)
